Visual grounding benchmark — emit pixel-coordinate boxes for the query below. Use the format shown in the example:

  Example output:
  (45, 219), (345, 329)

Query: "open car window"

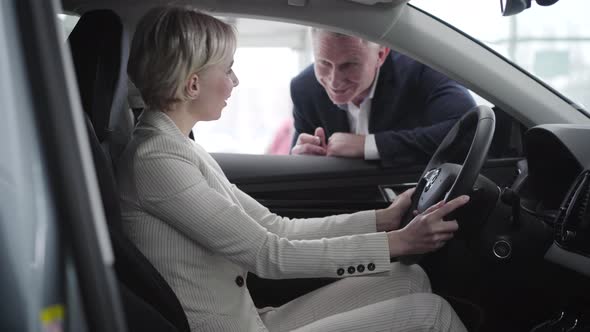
(190, 18), (519, 159)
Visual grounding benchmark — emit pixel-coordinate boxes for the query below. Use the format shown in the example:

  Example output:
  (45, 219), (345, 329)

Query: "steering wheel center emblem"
(423, 168), (441, 192)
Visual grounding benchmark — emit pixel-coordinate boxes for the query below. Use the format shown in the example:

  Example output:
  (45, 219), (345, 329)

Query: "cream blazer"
(115, 110), (391, 331)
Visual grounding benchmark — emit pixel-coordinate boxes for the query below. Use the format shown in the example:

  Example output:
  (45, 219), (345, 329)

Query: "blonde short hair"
(128, 6), (236, 110)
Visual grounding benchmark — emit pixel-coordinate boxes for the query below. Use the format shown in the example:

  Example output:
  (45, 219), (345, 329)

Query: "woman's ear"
(186, 73), (200, 99)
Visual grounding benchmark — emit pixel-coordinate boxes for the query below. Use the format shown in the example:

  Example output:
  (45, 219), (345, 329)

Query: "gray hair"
(310, 28), (378, 48)
(128, 6), (237, 110)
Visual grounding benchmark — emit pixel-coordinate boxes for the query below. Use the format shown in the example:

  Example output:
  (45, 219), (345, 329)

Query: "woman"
(117, 6), (469, 332)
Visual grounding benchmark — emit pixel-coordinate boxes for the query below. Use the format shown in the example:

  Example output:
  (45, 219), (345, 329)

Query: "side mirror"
(501, 0), (560, 16)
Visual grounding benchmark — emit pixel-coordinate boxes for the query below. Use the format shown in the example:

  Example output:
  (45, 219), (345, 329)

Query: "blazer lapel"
(369, 54), (400, 133)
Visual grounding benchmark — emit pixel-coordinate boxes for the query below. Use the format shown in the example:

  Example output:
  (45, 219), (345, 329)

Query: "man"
(290, 30), (476, 166)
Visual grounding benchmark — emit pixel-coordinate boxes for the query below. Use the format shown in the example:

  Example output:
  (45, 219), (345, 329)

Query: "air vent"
(554, 171), (590, 257)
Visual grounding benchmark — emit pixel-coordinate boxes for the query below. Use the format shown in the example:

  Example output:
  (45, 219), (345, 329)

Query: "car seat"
(68, 9), (190, 332)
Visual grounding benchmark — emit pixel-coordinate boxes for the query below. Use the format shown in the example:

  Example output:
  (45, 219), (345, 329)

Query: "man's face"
(313, 32), (388, 105)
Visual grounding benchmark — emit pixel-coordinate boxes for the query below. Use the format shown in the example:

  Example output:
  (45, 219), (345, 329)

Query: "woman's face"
(193, 57), (239, 121)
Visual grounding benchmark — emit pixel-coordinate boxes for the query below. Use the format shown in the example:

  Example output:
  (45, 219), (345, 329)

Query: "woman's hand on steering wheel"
(376, 188), (416, 232)
(386, 195), (470, 258)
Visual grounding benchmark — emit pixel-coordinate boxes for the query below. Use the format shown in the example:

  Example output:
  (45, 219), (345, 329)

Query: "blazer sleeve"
(231, 184), (378, 240)
(290, 77), (317, 148)
(374, 68), (476, 165)
(133, 146), (391, 279)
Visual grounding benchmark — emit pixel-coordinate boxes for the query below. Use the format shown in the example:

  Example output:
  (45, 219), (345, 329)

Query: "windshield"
(412, 0), (590, 110)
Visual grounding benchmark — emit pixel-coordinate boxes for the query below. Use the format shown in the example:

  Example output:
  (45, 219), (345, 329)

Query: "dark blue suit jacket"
(290, 53), (476, 166)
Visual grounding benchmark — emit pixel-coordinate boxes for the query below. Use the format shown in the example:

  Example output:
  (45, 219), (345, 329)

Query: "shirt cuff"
(364, 134), (381, 160)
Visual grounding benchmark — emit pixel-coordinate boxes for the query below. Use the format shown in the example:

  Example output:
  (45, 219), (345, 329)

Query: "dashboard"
(523, 124), (590, 276)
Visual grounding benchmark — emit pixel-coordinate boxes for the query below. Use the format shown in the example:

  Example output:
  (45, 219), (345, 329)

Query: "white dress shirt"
(339, 70), (381, 160)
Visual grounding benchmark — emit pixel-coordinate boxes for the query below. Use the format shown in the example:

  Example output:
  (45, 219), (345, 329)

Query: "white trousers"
(259, 263), (467, 332)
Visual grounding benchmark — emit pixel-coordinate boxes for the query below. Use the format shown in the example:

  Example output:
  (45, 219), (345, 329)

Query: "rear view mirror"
(501, 0), (560, 16)
(500, 0), (531, 16)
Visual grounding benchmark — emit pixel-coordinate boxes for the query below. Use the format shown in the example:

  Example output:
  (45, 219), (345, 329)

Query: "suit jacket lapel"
(369, 54), (399, 133)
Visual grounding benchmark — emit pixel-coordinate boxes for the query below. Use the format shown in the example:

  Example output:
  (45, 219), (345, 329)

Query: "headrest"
(68, 9), (129, 142)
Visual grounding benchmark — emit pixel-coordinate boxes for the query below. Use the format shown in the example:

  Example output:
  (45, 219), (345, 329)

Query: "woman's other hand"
(386, 195), (470, 257)
(375, 188), (415, 232)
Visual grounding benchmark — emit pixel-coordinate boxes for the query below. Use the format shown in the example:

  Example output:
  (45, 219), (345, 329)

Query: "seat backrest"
(85, 117), (190, 332)
(69, 10), (190, 332)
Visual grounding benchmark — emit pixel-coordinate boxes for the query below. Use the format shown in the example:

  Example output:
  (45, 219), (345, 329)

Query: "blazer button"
(235, 275), (244, 287)
(337, 268), (345, 276)
(347, 266), (355, 274)
(367, 263), (376, 271)
(357, 264), (365, 273)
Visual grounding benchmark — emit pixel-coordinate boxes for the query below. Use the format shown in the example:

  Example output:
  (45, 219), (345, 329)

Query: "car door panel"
(213, 153), (520, 218)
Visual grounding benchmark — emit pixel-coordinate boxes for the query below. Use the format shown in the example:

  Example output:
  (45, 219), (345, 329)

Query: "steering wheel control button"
(337, 268), (345, 276)
(235, 275), (244, 287)
(492, 239), (512, 259)
(367, 263), (376, 271)
(347, 266), (356, 274)
(357, 264), (365, 273)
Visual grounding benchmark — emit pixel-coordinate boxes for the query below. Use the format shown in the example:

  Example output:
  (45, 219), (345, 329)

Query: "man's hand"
(375, 188), (415, 232)
(291, 127), (327, 155)
(292, 129), (366, 158)
(326, 133), (365, 158)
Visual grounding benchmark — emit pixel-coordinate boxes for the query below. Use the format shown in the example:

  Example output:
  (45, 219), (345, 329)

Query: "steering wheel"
(399, 105), (495, 265)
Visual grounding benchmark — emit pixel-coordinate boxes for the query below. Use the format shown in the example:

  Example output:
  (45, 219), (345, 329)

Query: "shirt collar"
(337, 69), (380, 111)
(137, 109), (188, 141)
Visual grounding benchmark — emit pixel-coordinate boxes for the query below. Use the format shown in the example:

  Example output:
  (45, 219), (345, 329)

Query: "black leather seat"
(68, 10), (190, 332)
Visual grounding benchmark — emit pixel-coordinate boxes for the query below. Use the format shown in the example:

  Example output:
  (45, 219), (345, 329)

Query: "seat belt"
(127, 79), (145, 121)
